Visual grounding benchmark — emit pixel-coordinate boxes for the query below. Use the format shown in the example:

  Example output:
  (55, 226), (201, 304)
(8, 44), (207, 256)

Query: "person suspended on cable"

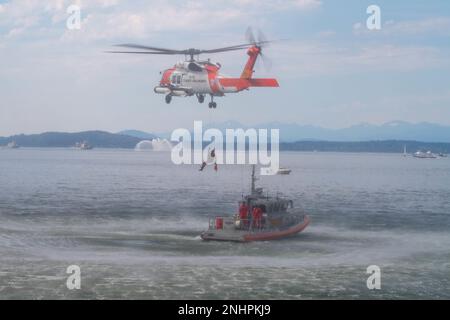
(199, 148), (218, 172)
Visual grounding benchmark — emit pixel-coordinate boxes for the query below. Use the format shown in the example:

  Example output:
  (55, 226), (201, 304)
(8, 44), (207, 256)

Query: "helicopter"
(107, 28), (279, 109)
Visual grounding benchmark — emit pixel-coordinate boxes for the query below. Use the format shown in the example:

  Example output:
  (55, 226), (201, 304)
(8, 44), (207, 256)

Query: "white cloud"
(353, 17), (450, 36)
(274, 41), (450, 77)
(0, 0), (250, 42)
(233, 0), (321, 10)
(383, 17), (450, 35)
(291, 0), (321, 10)
(59, 3), (245, 42)
(0, 0), (322, 44)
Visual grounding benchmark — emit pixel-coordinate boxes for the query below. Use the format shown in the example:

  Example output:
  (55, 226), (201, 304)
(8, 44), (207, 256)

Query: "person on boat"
(258, 206), (263, 228)
(239, 202), (249, 228)
(252, 206), (263, 229)
(259, 205), (266, 228)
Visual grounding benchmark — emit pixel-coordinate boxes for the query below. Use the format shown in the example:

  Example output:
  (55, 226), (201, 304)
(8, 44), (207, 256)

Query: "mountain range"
(0, 131), (141, 148)
(195, 120), (450, 143)
(2, 121), (450, 151)
(117, 130), (158, 140)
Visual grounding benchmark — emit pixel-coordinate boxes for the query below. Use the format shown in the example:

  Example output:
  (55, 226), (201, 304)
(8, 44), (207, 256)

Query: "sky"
(0, 0), (450, 136)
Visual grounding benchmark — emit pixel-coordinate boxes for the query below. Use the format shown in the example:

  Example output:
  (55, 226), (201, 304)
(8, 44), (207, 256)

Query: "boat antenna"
(240, 165), (244, 197)
(251, 165), (258, 194)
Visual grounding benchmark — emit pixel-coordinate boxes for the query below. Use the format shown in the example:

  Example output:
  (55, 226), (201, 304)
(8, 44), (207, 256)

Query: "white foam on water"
(135, 139), (172, 152)
(2, 212), (450, 269)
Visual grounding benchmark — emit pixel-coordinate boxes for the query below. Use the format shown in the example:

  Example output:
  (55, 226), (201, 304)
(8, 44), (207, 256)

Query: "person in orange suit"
(238, 202), (249, 228)
(252, 206), (262, 229)
(257, 206), (263, 228)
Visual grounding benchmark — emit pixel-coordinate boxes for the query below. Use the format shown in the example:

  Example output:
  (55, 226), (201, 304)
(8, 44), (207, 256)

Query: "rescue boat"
(200, 166), (310, 242)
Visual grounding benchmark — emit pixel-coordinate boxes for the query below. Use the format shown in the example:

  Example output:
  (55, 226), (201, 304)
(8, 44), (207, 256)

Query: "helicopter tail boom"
(248, 78), (279, 87)
(240, 46), (261, 79)
(219, 78), (279, 92)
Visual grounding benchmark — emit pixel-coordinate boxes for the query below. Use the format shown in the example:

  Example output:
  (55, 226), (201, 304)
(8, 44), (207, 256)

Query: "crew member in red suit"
(238, 202), (249, 228)
(257, 206), (263, 228)
(252, 206), (263, 228)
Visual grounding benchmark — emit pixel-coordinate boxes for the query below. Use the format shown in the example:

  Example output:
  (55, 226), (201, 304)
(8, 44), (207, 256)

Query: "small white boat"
(413, 151), (436, 159)
(259, 167), (292, 175)
(276, 167), (292, 175)
(6, 141), (19, 149)
(75, 141), (93, 150)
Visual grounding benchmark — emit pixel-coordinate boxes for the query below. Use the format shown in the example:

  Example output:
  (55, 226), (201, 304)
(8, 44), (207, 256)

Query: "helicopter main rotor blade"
(105, 51), (178, 55)
(200, 45), (252, 54)
(246, 26), (256, 44)
(113, 43), (253, 56)
(108, 34), (281, 57)
(200, 40), (276, 54)
(118, 39), (276, 54)
(115, 44), (183, 53)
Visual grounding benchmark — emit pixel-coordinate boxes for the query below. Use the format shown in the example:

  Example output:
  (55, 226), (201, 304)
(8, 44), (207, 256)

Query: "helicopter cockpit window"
(171, 74), (181, 85)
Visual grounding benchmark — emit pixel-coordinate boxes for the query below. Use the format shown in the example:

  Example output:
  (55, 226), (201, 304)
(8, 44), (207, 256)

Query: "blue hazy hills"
(1, 121), (450, 152)
(200, 120), (450, 143)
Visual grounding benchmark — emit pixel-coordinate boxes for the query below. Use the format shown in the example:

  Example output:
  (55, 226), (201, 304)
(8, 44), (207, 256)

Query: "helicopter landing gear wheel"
(208, 95), (217, 109)
(165, 94), (172, 104)
(197, 94), (205, 104)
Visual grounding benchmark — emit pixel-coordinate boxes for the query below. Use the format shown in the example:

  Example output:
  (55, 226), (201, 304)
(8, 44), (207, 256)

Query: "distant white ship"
(75, 141), (93, 150)
(6, 141), (19, 149)
(276, 167), (292, 175)
(413, 150), (436, 159)
(261, 167), (292, 175)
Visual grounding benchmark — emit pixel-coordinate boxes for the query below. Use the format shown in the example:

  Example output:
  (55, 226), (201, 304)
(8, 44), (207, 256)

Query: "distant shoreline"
(2, 147), (449, 155)
(279, 140), (450, 153)
(1, 130), (450, 153)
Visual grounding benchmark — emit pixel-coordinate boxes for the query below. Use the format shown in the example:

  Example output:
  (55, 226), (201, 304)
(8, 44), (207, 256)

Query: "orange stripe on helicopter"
(219, 78), (279, 91)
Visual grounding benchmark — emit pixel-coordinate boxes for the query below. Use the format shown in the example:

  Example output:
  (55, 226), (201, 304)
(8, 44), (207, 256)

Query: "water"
(0, 148), (449, 299)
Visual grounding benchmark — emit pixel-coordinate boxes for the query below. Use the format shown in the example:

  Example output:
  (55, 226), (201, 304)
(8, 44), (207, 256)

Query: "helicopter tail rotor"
(245, 26), (273, 71)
